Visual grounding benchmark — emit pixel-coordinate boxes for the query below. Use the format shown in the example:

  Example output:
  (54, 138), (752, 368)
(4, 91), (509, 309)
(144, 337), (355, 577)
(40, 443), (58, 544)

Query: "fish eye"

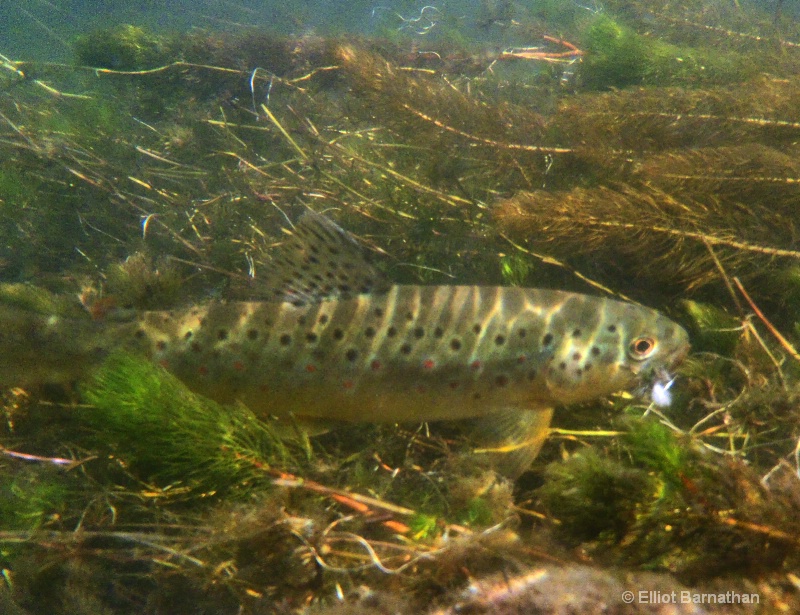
(628, 337), (656, 360)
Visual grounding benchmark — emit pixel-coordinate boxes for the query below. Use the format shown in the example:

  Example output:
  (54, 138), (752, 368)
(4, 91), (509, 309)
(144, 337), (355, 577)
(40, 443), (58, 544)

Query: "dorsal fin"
(257, 212), (390, 305)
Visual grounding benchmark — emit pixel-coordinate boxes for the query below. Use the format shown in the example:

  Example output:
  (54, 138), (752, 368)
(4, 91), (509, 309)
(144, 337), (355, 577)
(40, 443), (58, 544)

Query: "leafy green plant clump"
(74, 25), (171, 71)
(80, 352), (293, 496)
(537, 418), (800, 579)
(579, 14), (750, 89)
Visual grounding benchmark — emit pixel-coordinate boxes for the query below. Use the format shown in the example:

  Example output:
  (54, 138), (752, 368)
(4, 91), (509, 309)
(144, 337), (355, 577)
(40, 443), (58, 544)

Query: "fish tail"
(0, 284), (125, 387)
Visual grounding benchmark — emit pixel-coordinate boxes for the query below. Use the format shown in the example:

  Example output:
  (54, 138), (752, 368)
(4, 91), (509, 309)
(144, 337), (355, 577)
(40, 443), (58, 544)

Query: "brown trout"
(0, 213), (689, 475)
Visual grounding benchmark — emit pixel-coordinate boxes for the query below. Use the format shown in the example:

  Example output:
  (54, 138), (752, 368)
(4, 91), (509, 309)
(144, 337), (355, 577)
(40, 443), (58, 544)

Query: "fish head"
(543, 301), (689, 405)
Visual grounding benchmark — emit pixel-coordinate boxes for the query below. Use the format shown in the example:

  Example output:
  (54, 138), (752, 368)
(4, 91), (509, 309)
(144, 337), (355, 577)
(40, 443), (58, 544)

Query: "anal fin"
(469, 406), (554, 479)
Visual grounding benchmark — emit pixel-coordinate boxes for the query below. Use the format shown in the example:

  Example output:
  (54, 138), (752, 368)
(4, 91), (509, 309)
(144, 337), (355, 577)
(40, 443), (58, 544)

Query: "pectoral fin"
(469, 406), (554, 478)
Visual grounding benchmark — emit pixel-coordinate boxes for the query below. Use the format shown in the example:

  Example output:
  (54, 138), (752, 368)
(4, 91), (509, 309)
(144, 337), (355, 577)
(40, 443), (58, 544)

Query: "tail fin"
(0, 284), (122, 387)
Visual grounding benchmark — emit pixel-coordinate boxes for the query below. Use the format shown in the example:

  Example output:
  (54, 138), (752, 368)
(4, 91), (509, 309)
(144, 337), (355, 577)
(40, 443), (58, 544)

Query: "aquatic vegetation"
(579, 14), (751, 90)
(1, 0), (800, 611)
(73, 25), (171, 71)
(540, 418), (800, 579)
(103, 252), (184, 310)
(80, 351), (294, 495)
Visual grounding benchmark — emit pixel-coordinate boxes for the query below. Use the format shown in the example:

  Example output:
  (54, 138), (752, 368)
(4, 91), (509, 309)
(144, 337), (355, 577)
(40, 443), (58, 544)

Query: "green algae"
(0, 469), (69, 531)
(538, 418), (800, 579)
(579, 14), (753, 90)
(73, 25), (171, 71)
(681, 300), (742, 355)
(1, 3), (800, 611)
(80, 352), (293, 496)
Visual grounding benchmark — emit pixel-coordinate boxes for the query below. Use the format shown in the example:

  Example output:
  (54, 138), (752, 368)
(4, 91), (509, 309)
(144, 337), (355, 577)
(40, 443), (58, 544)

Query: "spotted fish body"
(0, 214), (689, 475)
(136, 285), (686, 424)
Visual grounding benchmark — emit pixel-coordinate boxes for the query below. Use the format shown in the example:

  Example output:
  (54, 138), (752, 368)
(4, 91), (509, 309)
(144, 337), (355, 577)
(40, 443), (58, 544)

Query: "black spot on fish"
(591, 346), (601, 356)
(414, 327), (424, 339)
(346, 348), (358, 361)
(309, 255), (320, 264)
(374, 308), (384, 318)
(405, 311), (415, 321)
(608, 324), (617, 333)
(298, 316), (307, 326)
(572, 328), (581, 337)
(518, 328), (527, 338)
(528, 369), (537, 381)
(217, 329), (228, 340)
(338, 284), (351, 293)
(400, 343), (412, 355)
(542, 333), (553, 346)
(387, 327), (397, 338)
(473, 324), (482, 334)
(156, 340), (167, 351)
(495, 335), (505, 346)
(584, 363), (592, 370)
(306, 332), (318, 343)
(135, 329), (146, 339)
(495, 374), (509, 387)
(450, 338), (462, 351)
(365, 327), (376, 338)
(247, 329), (258, 340)
(319, 314), (329, 325)
(434, 327), (444, 338)
(559, 362), (567, 370)
(333, 328), (344, 340)
(184, 330), (193, 339)
(280, 334), (292, 346)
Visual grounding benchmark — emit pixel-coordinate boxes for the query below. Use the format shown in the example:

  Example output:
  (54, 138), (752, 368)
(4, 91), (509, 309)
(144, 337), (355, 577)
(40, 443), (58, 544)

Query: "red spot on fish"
(305, 364), (317, 373)
(371, 360), (382, 371)
(517, 354), (527, 364)
(422, 359), (435, 370)
(449, 381), (459, 389)
(233, 360), (245, 371)
(158, 359), (169, 369)
(471, 360), (482, 370)
(198, 365), (209, 376)
(343, 380), (354, 389)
